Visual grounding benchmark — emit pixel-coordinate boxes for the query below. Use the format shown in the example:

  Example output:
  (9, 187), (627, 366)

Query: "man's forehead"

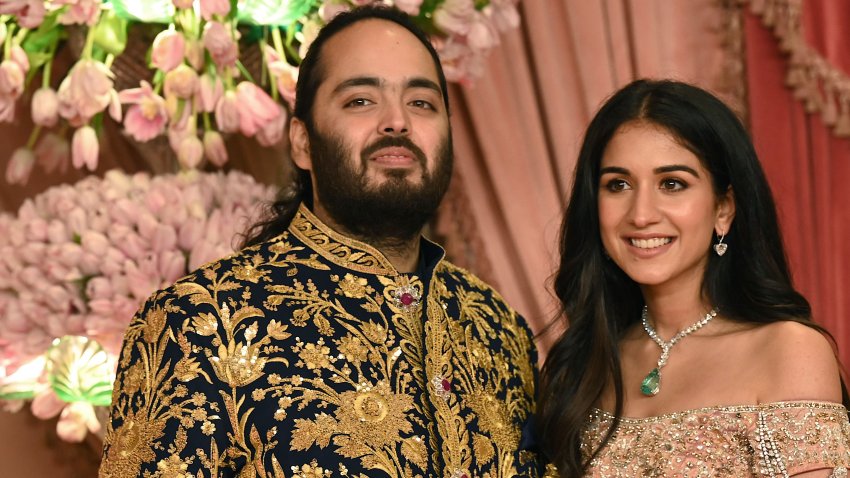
(319, 19), (441, 85)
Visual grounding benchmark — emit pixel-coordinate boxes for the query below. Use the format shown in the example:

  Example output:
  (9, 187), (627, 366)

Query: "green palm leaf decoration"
(237, 0), (319, 26)
(46, 336), (115, 407)
(107, 0), (175, 24)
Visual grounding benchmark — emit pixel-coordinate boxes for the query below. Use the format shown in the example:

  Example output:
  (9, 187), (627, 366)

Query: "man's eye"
(345, 98), (374, 107)
(410, 100), (435, 110)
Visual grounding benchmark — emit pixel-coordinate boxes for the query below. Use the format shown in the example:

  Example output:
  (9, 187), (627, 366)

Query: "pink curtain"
(744, 1), (850, 365)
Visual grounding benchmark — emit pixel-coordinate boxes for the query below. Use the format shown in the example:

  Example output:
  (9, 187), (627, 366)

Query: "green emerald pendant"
(640, 368), (661, 396)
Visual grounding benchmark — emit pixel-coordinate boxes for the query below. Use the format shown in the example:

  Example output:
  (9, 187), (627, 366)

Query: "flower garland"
(1, 0), (520, 183)
(0, 168), (275, 441)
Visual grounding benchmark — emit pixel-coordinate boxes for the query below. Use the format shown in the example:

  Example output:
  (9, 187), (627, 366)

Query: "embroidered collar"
(288, 203), (445, 277)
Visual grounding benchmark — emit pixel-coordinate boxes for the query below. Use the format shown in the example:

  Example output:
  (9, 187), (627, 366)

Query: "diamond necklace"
(640, 306), (717, 397)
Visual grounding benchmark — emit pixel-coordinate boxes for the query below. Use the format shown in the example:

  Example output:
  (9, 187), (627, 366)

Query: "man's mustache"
(360, 136), (427, 166)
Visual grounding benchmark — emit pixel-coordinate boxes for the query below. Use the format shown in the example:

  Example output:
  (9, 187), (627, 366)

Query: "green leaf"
(237, 0), (320, 26)
(46, 336), (116, 407)
(0, 390), (37, 400)
(93, 9), (130, 56)
(21, 10), (64, 54)
(107, 0), (175, 24)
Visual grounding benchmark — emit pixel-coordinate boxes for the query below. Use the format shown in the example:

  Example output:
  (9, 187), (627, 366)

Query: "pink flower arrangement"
(0, 169), (275, 440)
(0, 0), (520, 184)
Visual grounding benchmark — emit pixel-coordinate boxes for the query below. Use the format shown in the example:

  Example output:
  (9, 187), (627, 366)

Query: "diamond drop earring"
(714, 232), (728, 256)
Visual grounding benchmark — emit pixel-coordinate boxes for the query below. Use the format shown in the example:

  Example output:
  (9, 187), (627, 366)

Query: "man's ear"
(290, 117), (312, 171)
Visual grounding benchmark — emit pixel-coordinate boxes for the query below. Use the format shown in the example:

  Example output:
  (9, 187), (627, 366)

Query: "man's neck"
(311, 204), (422, 273)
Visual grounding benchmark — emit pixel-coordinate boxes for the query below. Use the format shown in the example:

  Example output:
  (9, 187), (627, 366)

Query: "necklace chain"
(639, 306), (717, 397)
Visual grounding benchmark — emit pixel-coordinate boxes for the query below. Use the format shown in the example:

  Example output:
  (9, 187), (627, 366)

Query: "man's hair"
(241, 4), (450, 248)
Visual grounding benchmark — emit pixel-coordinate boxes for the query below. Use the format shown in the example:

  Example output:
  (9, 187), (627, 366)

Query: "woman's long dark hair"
(536, 79), (847, 477)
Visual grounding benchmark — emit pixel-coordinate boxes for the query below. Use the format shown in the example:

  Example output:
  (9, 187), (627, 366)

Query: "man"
(100, 6), (541, 477)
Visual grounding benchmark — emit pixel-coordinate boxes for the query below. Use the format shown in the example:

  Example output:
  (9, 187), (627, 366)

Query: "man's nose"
(378, 101), (410, 136)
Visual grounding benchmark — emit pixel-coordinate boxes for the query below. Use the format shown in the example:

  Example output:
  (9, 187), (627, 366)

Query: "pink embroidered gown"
(547, 401), (850, 477)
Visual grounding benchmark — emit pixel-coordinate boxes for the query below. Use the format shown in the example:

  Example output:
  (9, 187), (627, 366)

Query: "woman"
(537, 79), (850, 477)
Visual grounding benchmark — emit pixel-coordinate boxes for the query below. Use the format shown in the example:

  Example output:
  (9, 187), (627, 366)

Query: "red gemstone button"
(441, 379), (451, 391)
(400, 293), (414, 305)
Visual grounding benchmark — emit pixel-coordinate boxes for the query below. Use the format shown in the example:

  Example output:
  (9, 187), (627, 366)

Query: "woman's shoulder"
(747, 320), (843, 403)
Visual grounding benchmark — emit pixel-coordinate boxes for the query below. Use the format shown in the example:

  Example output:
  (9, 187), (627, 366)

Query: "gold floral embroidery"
(291, 205), (396, 275)
(100, 206), (539, 478)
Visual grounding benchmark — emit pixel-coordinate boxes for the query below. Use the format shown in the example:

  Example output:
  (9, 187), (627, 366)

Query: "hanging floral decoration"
(0, 168), (276, 441)
(1, 0), (521, 184)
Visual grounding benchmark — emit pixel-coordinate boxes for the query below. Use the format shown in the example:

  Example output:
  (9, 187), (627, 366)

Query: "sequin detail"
(578, 402), (850, 477)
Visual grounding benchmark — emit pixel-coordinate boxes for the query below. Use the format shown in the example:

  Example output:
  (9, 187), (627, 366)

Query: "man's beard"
(308, 127), (453, 247)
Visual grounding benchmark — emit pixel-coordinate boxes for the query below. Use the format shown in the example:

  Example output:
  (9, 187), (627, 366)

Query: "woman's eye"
(660, 178), (686, 191)
(604, 179), (630, 192)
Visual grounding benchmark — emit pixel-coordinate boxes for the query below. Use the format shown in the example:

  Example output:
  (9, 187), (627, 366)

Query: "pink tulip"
(54, 243), (82, 267)
(151, 30), (185, 73)
(31, 389), (65, 420)
(177, 135), (203, 169)
(86, 277), (113, 300)
(164, 64), (199, 99)
(256, 104), (287, 147)
(115, 231), (145, 260)
(119, 81), (167, 142)
(177, 217), (205, 250)
(467, 15), (498, 51)
(433, 0), (475, 35)
(80, 231), (110, 255)
(264, 45), (298, 108)
(200, 0), (230, 21)
(125, 259), (159, 301)
(214, 90), (240, 133)
(298, 19), (321, 59)
(136, 212), (158, 241)
(57, 401), (100, 442)
(235, 81), (280, 137)
(319, 2), (350, 21)
(59, 59), (115, 123)
(46, 220), (68, 244)
(202, 21), (239, 68)
(189, 240), (219, 270)
(158, 250), (186, 283)
(198, 73), (223, 113)
(0, 93), (15, 122)
(71, 125), (99, 171)
(0, 60), (25, 97)
(31, 87), (59, 127)
(172, 0), (193, 8)
(35, 133), (70, 174)
(485, 0), (520, 31)
(10, 44), (29, 72)
(184, 39), (205, 71)
(393, 0), (423, 15)
(55, 0), (101, 26)
(151, 224), (177, 253)
(203, 130), (228, 166)
(25, 217), (48, 242)
(5, 147), (35, 184)
(0, 0), (46, 28)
